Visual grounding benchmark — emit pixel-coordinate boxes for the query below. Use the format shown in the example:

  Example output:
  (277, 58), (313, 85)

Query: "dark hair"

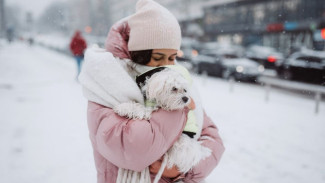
(129, 49), (153, 65)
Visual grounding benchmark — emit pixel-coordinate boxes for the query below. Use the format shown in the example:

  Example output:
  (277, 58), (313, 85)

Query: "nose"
(182, 97), (188, 103)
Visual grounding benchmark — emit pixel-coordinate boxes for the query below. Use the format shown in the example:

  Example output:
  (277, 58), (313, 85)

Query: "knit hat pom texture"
(128, 0), (182, 51)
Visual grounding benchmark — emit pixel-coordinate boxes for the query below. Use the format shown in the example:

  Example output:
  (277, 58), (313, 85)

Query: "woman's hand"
(187, 97), (196, 110)
(149, 159), (181, 178)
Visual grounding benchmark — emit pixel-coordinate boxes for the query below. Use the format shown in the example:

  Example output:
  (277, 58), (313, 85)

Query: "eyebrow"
(152, 53), (177, 56)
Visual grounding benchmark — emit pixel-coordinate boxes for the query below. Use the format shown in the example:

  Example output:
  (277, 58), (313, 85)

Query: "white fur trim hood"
(78, 45), (152, 108)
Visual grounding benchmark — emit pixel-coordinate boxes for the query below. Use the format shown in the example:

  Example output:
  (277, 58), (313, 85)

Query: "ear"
(146, 73), (166, 100)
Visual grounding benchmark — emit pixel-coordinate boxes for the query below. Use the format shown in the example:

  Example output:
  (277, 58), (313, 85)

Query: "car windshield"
(296, 56), (322, 63)
(222, 54), (238, 59)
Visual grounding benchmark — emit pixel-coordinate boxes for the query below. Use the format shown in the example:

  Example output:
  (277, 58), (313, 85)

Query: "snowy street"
(1, 41), (325, 183)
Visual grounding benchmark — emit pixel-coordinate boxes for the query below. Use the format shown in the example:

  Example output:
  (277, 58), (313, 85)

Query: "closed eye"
(153, 57), (163, 61)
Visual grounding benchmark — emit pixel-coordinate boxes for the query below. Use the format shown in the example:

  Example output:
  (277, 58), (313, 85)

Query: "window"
(253, 4), (265, 25)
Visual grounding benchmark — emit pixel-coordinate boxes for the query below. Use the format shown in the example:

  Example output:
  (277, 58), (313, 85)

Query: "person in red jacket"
(70, 30), (87, 79)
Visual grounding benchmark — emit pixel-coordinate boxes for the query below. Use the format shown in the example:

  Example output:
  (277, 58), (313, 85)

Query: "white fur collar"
(78, 45), (152, 108)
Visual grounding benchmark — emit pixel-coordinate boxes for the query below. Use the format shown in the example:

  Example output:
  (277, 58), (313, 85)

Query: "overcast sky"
(7, 0), (66, 18)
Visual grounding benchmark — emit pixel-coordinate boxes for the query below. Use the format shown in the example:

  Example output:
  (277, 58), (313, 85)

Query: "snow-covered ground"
(0, 41), (324, 183)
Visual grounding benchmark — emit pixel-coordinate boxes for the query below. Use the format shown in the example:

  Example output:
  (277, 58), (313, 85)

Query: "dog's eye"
(184, 89), (187, 92)
(172, 87), (178, 92)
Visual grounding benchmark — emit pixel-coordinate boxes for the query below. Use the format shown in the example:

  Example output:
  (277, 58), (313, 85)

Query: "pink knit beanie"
(128, 0), (182, 51)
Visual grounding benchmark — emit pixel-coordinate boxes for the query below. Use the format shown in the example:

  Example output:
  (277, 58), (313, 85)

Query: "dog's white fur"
(114, 69), (211, 183)
(114, 69), (191, 119)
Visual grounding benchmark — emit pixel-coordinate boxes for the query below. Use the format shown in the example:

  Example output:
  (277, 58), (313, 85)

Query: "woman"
(79, 0), (225, 182)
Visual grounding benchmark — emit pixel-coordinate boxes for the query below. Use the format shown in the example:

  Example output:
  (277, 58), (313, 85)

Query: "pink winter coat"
(86, 19), (225, 183)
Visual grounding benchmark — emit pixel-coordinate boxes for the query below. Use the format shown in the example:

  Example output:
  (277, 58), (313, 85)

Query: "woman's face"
(146, 49), (177, 67)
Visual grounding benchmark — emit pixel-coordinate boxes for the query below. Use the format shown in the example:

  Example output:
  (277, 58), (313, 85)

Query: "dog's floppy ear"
(145, 72), (168, 100)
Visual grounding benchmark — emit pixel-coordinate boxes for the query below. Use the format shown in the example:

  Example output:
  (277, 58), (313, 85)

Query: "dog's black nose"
(182, 97), (189, 103)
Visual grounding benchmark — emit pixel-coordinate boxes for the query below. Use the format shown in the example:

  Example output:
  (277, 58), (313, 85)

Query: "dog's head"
(142, 69), (190, 110)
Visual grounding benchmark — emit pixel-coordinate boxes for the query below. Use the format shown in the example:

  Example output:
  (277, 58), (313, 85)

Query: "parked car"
(198, 44), (264, 81)
(221, 56), (265, 81)
(246, 45), (284, 69)
(191, 55), (223, 76)
(276, 49), (325, 84)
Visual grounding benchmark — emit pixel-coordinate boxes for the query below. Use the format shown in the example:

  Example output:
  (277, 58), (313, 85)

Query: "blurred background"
(0, 0), (325, 183)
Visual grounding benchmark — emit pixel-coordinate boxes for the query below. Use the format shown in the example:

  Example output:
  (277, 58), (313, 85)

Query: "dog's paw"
(142, 109), (152, 120)
(113, 102), (152, 120)
(132, 105), (152, 120)
(113, 102), (134, 118)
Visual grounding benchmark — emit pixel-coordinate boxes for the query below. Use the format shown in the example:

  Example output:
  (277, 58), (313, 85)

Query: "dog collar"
(135, 67), (167, 88)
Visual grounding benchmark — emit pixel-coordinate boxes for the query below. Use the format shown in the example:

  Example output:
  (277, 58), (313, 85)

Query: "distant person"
(69, 30), (87, 79)
(6, 27), (14, 43)
(28, 37), (34, 46)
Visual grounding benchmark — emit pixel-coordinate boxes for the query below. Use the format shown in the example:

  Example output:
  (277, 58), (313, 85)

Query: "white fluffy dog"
(114, 68), (211, 183)
(114, 68), (191, 119)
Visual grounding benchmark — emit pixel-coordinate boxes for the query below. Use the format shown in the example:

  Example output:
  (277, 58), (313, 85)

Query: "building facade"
(0, 0), (5, 38)
(106, 0), (239, 37)
(204, 0), (325, 53)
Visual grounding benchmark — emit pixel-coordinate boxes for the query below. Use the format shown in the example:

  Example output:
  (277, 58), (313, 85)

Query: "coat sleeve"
(183, 112), (225, 183)
(90, 103), (188, 172)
